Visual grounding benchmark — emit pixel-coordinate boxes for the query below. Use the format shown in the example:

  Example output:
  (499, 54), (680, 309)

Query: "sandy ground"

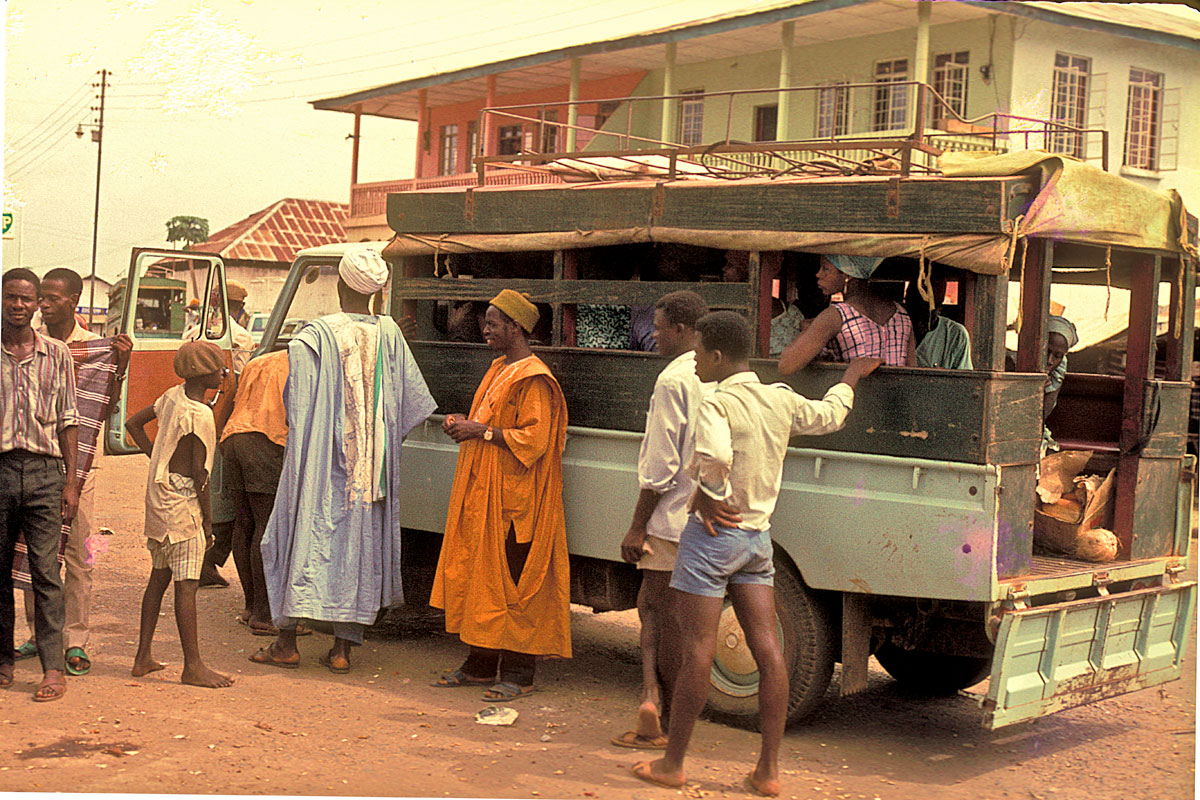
(1, 455), (1194, 800)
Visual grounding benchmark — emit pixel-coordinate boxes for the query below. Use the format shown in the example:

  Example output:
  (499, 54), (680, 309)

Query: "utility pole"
(78, 69), (109, 330)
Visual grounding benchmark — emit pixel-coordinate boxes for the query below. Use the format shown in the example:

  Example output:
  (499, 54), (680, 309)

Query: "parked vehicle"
(105, 151), (1196, 731)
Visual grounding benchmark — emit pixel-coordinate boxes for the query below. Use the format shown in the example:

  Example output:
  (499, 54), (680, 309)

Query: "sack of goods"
(1033, 449), (1118, 563)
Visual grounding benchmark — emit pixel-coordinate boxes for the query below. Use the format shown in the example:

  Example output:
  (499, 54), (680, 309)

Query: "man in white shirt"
(631, 311), (881, 798)
(613, 291), (710, 751)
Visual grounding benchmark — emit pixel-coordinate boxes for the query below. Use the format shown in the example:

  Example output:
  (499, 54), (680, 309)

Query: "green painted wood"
(1130, 458), (1183, 559)
(983, 374), (1045, 465)
(407, 341), (1043, 465)
(395, 277), (753, 308)
(388, 177), (1036, 236)
(996, 463), (1036, 579)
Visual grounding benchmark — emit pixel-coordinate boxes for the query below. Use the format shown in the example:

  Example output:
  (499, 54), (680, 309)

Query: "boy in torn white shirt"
(630, 310), (882, 797)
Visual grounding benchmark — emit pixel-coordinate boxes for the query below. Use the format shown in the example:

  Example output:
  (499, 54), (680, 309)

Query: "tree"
(165, 215), (210, 299)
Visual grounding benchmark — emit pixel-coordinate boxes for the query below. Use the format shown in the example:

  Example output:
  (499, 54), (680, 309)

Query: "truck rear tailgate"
(981, 581), (1196, 729)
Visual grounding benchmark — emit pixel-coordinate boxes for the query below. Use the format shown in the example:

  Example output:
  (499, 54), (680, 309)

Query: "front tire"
(705, 558), (835, 727)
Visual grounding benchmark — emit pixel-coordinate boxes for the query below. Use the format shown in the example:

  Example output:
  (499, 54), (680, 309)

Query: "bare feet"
(631, 759), (685, 789)
(637, 699), (663, 738)
(131, 658), (167, 677)
(747, 768), (781, 797)
(181, 664), (233, 688)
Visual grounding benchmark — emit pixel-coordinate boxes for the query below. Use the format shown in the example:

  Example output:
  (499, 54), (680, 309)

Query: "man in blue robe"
(251, 249), (436, 673)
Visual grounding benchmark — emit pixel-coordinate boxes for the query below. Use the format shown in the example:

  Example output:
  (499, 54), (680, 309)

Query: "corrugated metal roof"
(189, 198), (349, 265)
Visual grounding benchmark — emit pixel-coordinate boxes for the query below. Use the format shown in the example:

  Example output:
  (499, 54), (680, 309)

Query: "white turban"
(1047, 315), (1079, 349)
(338, 249), (389, 296)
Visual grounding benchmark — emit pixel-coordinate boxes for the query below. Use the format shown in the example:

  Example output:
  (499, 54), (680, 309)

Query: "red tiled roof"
(189, 198), (349, 264)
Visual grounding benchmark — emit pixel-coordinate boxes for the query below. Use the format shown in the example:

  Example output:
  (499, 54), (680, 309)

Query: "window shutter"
(1086, 72), (1107, 164)
(1159, 87), (1180, 172)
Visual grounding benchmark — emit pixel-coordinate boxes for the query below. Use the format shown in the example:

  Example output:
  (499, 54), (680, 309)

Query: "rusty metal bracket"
(1092, 572), (1112, 595)
(464, 187), (475, 222)
(886, 177), (901, 219)
(840, 594), (871, 697)
(1005, 585), (1030, 610)
(1166, 562), (1185, 583)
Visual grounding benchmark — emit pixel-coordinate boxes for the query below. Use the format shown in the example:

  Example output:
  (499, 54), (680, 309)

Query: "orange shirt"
(221, 350), (289, 447)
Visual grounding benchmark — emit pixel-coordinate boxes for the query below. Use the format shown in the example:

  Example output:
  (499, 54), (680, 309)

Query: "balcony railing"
(350, 82), (1106, 217)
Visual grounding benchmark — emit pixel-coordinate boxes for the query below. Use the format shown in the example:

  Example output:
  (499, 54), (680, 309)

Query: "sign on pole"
(2, 212), (13, 240)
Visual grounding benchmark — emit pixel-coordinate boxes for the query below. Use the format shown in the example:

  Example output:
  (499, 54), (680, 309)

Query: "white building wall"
(1008, 19), (1200, 207)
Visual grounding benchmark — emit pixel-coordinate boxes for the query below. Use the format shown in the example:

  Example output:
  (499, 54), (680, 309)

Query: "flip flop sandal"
(14, 642), (37, 661)
(481, 681), (536, 701)
(235, 611), (251, 626)
(431, 668), (493, 688)
(610, 730), (669, 750)
(295, 624), (313, 637)
(249, 623), (280, 637)
(247, 647), (299, 670)
(318, 652), (350, 674)
(65, 647), (91, 676)
(630, 761), (685, 789)
(0, 666), (13, 689)
(33, 677), (66, 703)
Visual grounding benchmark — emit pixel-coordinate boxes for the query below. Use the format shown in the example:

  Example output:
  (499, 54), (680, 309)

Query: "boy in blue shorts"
(632, 311), (881, 797)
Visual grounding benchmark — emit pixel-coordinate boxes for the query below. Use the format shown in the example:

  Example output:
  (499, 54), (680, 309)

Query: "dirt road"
(1, 455), (1194, 799)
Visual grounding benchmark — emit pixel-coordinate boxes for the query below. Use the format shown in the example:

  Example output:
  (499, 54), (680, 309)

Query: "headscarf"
(226, 280), (248, 303)
(338, 249), (389, 296)
(1047, 315), (1079, 349)
(826, 254), (884, 280)
(174, 340), (225, 379)
(490, 289), (539, 333)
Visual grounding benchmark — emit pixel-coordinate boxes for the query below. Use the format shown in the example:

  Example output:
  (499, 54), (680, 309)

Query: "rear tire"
(705, 558), (835, 727)
(874, 641), (992, 695)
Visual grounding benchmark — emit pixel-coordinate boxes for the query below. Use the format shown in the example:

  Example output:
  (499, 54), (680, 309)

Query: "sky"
(4, 1), (1199, 285)
(3, 0), (767, 283)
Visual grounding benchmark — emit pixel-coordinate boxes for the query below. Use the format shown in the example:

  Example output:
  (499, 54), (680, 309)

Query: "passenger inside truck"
(777, 253), (915, 374)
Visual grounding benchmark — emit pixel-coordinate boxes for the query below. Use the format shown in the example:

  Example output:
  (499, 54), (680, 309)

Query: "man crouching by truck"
(630, 311), (882, 797)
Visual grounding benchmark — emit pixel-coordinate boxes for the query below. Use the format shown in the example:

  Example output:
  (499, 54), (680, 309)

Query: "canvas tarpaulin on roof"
(382, 151), (1193, 274)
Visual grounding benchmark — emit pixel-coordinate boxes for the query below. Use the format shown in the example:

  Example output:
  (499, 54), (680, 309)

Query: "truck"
(105, 150), (1196, 731)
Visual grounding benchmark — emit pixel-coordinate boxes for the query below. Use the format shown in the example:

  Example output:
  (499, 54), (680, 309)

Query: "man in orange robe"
(431, 289), (569, 701)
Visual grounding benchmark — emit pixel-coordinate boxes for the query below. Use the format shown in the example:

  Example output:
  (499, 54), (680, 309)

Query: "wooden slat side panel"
(388, 178), (1036, 236)
(1140, 382), (1192, 458)
(395, 278), (754, 308)
(983, 374), (1045, 465)
(996, 462), (1037, 580)
(1130, 458), (1184, 560)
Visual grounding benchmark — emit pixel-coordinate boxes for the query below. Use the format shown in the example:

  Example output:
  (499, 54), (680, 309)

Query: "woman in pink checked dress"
(778, 254), (915, 374)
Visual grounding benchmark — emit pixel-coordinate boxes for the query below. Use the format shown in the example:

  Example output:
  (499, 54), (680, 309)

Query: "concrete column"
(350, 107), (362, 187)
(914, 0), (931, 126)
(660, 42), (677, 144)
(415, 89), (428, 179)
(566, 58), (581, 152)
(778, 21), (794, 140)
(483, 74), (498, 157)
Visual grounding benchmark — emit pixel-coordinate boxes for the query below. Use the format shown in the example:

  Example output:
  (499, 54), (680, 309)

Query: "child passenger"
(631, 311), (881, 797)
(125, 340), (233, 688)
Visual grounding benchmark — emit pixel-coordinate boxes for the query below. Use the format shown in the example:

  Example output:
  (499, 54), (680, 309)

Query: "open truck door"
(105, 248), (235, 453)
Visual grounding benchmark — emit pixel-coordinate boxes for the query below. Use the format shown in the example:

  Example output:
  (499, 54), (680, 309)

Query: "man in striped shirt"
(1, 268), (80, 702)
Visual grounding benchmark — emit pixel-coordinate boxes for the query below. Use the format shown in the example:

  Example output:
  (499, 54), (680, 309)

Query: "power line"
(6, 95), (92, 163)
(6, 112), (92, 178)
(6, 83), (91, 149)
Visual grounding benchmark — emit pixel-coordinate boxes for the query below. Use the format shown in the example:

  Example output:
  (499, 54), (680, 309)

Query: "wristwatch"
(483, 426), (494, 442)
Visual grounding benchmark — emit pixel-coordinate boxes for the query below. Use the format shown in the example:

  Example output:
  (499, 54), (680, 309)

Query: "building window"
(498, 125), (523, 156)
(1124, 67), (1163, 171)
(1049, 53), (1090, 158)
(678, 89), (705, 146)
(438, 124), (458, 176)
(466, 120), (479, 166)
(816, 82), (849, 138)
(932, 51), (969, 118)
(541, 109), (560, 153)
(753, 104), (778, 142)
(873, 59), (909, 132)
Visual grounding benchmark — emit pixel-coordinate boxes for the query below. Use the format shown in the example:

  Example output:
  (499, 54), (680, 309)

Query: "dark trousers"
(460, 527), (536, 687)
(0, 451), (66, 672)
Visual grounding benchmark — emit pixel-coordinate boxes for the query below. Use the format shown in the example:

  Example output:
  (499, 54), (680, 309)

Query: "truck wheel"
(874, 641), (992, 695)
(705, 559), (835, 728)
